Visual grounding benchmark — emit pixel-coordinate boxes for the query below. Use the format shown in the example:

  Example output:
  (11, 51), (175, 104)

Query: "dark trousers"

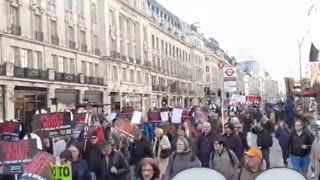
(261, 148), (270, 169)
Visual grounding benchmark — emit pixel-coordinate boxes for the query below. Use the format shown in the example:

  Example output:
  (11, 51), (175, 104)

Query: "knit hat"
(224, 122), (235, 131)
(246, 148), (263, 160)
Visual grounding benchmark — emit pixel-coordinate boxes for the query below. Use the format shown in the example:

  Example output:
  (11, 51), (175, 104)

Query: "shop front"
(85, 91), (103, 103)
(55, 89), (79, 110)
(14, 86), (47, 121)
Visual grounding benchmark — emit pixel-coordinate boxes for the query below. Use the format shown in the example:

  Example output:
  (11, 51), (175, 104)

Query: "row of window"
(12, 47), (43, 70)
(9, 1), (99, 53)
(111, 66), (149, 85)
(151, 35), (190, 62)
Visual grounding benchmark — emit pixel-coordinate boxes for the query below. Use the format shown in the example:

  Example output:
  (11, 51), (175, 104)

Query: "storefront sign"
(51, 165), (72, 180)
(0, 139), (37, 174)
(32, 112), (72, 137)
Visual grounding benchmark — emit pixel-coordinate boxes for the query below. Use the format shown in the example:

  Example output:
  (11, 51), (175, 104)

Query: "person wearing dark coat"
(68, 143), (91, 180)
(97, 141), (130, 180)
(220, 123), (243, 160)
(197, 122), (218, 167)
(83, 133), (103, 178)
(275, 121), (290, 166)
(129, 129), (153, 179)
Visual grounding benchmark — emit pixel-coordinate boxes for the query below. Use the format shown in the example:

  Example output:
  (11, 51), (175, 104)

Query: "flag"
(309, 43), (319, 62)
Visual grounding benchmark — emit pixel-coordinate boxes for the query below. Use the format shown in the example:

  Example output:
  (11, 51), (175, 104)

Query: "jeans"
(290, 155), (310, 175)
(261, 149), (270, 169)
(90, 172), (97, 180)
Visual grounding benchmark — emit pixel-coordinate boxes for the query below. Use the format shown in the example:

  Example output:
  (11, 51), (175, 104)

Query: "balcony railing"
(35, 31), (44, 41)
(69, 41), (76, 50)
(51, 36), (59, 45)
(94, 48), (100, 56)
(129, 57), (134, 63)
(25, 68), (40, 79)
(121, 55), (127, 61)
(152, 85), (160, 91)
(14, 66), (25, 78)
(0, 65), (5, 75)
(144, 61), (151, 67)
(81, 44), (87, 53)
(10, 24), (21, 36)
(136, 59), (141, 65)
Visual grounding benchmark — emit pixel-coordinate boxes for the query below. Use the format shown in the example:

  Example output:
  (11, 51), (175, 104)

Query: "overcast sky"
(156, 0), (312, 80)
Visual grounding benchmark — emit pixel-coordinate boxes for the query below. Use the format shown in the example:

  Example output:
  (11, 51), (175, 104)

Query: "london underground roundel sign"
(224, 67), (235, 77)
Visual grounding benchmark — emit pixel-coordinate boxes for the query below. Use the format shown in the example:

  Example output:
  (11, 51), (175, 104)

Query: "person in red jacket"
(89, 124), (105, 143)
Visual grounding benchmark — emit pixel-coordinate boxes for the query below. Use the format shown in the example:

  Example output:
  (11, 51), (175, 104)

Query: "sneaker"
(311, 172), (315, 178)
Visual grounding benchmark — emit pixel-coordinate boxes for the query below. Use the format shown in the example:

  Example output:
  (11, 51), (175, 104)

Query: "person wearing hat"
(232, 148), (265, 180)
(68, 143), (91, 180)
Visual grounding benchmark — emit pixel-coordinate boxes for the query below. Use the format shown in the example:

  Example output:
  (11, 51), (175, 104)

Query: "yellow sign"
(51, 165), (72, 180)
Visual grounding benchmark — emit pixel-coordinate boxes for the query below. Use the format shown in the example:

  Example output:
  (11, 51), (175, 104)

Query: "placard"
(32, 112), (72, 137)
(160, 112), (169, 122)
(172, 108), (183, 124)
(51, 165), (72, 180)
(107, 113), (117, 122)
(20, 152), (55, 180)
(0, 121), (21, 141)
(0, 139), (37, 174)
(148, 111), (161, 123)
(131, 111), (142, 124)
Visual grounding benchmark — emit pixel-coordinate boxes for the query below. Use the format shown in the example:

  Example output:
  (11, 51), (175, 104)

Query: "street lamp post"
(298, 37), (305, 108)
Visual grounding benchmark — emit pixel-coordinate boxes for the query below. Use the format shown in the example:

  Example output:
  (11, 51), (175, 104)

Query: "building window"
(81, 61), (86, 75)
(145, 73), (149, 85)
(94, 64), (99, 77)
(50, 20), (57, 37)
(77, 0), (84, 15)
(112, 66), (118, 81)
(65, 0), (72, 10)
(52, 55), (58, 71)
(122, 68), (127, 81)
(206, 66), (209, 72)
(35, 51), (43, 69)
(35, 14), (42, 32)
(130, 69), (134, 82)
(68, 26), (74, 42)
(47, 0), (56, 13)
(70, 58), (75, 74)
(89, 63), (94, 76)
(21, 50), (33, 68)
(137, 71), (141, 82)
(58, 57), (64, 72)
(151, 35), (155, 48)
(10, 6), (19, 26)
(79, 30), (86, 45)
(91, 3), (97, 23)
(63, 57), (68, 73)
(109, 9), (116, 27)
(12, 47), (20, 66)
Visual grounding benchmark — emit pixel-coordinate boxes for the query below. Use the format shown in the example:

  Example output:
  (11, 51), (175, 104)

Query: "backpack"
(211, 149), (235, 167)
(169, 152), (195, 176)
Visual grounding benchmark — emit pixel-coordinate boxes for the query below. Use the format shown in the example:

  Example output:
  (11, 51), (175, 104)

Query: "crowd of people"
(2, 97), (320, 180)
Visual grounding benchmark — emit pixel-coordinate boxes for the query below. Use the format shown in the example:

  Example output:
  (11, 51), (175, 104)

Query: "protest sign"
(20, 152), (55, 180)
(160, 112), (169, 122)
(148, 111), (161, 123)
(32, 112), (72, 137)
(172, 109), (183, 123)
(121, 107), (134, 119)
(0, 139), (37, 174)
(230, 94), (246, 104)
(0, 121), (21, 141)
(131, 111), (142, 124)
(51, 165), (72, 180)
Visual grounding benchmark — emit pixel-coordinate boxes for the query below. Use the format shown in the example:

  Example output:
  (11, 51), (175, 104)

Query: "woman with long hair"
(136, 158), (160, 180)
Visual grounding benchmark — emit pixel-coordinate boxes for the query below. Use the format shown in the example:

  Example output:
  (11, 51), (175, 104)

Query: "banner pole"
(52, 137), (55, 156)
(14, 174), (18, 180)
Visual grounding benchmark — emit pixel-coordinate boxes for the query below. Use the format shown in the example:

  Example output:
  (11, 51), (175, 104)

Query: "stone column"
(5, 85), (15, 121)
(47, 86), (56, 112)
(103, 90), (111, 113)
(79, 89), (85, 103)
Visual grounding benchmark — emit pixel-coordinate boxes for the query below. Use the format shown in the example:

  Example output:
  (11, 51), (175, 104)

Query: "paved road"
(248, 133), (314, 179)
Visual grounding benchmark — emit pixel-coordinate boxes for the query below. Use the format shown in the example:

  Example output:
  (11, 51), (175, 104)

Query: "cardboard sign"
(122, 107), (134, 119)
(172, 109), (183, 123)
(0, 121), (21, 141)
(131, 111), (142, 124)
(115, 118), (137, 137)
(0, 139), (37, 174)
(230, 95), (246, 104)
(51, 165), (72, 180)
(20, 152), (55, 180)
(32, 112), (72, 137)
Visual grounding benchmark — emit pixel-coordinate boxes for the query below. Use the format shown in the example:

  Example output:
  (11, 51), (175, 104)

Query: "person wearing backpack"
(209, 140), (239, 180)
(163, 137), (201, 180)
(252, 120), (273, 169)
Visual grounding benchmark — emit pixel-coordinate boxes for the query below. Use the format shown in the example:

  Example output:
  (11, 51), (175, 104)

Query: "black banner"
(0, 121), (21, 141)
(20, 152), (54, 180)
(32, 112), (72, 137)
(0, 139), (37, 174)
